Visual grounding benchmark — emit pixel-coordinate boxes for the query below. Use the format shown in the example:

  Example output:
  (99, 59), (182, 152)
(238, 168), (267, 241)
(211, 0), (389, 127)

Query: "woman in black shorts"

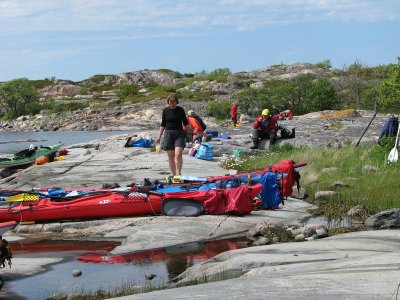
(155, 93), (189, 176)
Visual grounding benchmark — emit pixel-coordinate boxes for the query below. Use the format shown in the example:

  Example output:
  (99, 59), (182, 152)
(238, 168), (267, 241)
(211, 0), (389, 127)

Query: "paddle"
(355, 103), (381, 147)
(5, 189), (118, 202)
(6, 193), (41, 202)
(388, 126), (400, 163)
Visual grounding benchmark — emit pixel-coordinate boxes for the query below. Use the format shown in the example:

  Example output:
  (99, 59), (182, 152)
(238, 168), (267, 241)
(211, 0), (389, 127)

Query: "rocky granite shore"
(1, 109), (398, 300)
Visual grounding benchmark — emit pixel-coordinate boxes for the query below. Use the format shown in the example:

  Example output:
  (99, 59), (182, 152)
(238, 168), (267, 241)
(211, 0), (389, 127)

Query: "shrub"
(89, 75), (107, 84)
(303, 78), (338, 112)
(30, 77), (55, 89)
(55, 102), (88, 112)
(315, 59), (332, 69)
(205, 99), (231, 119)
(178, 90), (215, 102)
(115, 84), (139, 100)
(158, 69), (183, 78)
(206, 68), (231, 83)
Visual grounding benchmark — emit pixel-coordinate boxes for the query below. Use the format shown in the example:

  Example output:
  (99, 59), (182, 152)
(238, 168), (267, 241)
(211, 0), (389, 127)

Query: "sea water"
(0, 130), (131, 154)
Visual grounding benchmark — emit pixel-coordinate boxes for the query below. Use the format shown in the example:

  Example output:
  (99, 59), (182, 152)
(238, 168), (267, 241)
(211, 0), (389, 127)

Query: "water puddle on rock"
(305, 215), (362, 229)
(7, 237), (250, 299)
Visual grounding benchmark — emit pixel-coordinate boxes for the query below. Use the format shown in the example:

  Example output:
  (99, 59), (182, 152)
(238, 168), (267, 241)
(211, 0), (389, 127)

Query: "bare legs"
(167, 147), (184, 175)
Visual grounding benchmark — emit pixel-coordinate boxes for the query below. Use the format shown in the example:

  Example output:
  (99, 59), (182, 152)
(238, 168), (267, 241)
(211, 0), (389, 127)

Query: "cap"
(261, 109), (270, 116)
(187, 110), (194, 116)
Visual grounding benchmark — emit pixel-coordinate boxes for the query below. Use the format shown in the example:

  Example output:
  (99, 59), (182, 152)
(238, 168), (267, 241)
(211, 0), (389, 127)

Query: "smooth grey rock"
(365, 208), (400, 228)
(316, 228), (328, 238)
(363, 165), (379, 173)
(294, 233), (305, 241)
(145, 273), (157, 280)
(302, 227), (317, 238)
(116, 230), (400, 300)
(331, 181), (349, 189)
(347, 205), (368, 219)
(314, 191), (338, 200)
(72, 269), (82, 277)
(321, 167), (338, 173)
(290, 186), (307, 199)
(252, 237), (271, 246)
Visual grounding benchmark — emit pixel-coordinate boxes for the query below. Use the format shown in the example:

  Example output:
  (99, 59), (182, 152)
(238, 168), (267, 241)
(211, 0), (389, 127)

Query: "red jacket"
(184, 116), (204, 134)
(253, 114), (281, 131)
(230, 104), (238, 119)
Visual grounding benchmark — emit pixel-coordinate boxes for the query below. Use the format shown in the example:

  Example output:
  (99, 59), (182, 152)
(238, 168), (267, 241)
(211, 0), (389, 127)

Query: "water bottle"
(201, 136), (207, 143)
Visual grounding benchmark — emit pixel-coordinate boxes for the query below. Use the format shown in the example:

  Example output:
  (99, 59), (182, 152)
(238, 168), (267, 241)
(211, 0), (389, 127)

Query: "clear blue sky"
(1, 0), (399, 82)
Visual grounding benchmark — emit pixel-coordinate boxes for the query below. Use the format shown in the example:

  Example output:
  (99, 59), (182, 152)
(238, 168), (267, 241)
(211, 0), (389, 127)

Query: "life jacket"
(35, 156), (49, 165)
(192, 114), (207, 131)
(186, 116), (204, 134)
(253, 114), (280, 131)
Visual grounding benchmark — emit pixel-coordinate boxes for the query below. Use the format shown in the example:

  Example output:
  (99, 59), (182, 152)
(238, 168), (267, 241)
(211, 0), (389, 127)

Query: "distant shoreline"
(0, 138), (46, 145)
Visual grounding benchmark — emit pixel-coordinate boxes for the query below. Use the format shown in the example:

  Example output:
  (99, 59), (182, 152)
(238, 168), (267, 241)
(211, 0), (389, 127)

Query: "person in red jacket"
(230, 102), (239, 126)
(250, 108), (286, 150)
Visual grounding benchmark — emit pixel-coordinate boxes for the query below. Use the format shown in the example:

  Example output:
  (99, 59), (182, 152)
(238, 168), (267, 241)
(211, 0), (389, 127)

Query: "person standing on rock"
(156, 93), (189, 176)
(250, 109), (284, 150)
(231, 102), (239, 126)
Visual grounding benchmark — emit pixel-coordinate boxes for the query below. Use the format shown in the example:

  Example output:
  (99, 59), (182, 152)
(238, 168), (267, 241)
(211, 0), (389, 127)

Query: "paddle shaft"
(355, 103), (381, 147)
(394, 125), (400, 149)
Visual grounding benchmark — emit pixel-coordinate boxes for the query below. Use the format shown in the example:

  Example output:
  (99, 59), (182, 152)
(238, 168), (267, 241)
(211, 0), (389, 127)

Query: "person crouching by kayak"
(185, 111), (206, 143)
(156, 93), (190, 176)
(250, 109), (283, 150)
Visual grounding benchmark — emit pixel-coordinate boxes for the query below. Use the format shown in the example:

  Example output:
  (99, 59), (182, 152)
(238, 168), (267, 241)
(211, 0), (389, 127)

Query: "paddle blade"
(388, 148), (398, 163)
(6, 193), (41, 202)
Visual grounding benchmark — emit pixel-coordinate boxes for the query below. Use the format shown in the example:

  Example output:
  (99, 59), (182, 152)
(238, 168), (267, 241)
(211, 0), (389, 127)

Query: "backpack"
(259, 172), (282, 209)
(192, 114), (207, 131)
(378, 116), (399, 144)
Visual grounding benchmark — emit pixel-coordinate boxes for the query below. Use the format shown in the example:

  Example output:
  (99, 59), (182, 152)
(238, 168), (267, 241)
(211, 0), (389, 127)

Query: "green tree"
(286, 75), (314, 114)
(303, 78), (338, 112)
(263, 79), (297, 111)
(377, 57), (400, 108)
(0, 78), (39, 119)
(232, 87), (272, 116)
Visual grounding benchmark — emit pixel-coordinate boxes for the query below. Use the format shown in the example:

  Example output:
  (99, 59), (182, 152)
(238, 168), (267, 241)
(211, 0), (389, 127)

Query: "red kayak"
(0, 184), (263, 222)
(0, 191), (164, 222)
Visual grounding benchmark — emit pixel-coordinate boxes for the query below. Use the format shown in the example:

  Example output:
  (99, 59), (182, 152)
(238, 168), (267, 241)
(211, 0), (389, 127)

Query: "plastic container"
(194, 141), (201, 150)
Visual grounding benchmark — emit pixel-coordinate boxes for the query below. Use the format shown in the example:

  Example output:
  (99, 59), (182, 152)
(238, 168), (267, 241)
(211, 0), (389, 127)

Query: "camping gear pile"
(0, 160), (304, 222)
(376, 115), (399, 163)
(0, 143), (65, 169)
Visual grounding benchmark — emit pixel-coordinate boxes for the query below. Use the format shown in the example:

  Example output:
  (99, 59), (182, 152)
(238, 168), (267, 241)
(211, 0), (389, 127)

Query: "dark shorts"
(163, 130), (186, 151)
